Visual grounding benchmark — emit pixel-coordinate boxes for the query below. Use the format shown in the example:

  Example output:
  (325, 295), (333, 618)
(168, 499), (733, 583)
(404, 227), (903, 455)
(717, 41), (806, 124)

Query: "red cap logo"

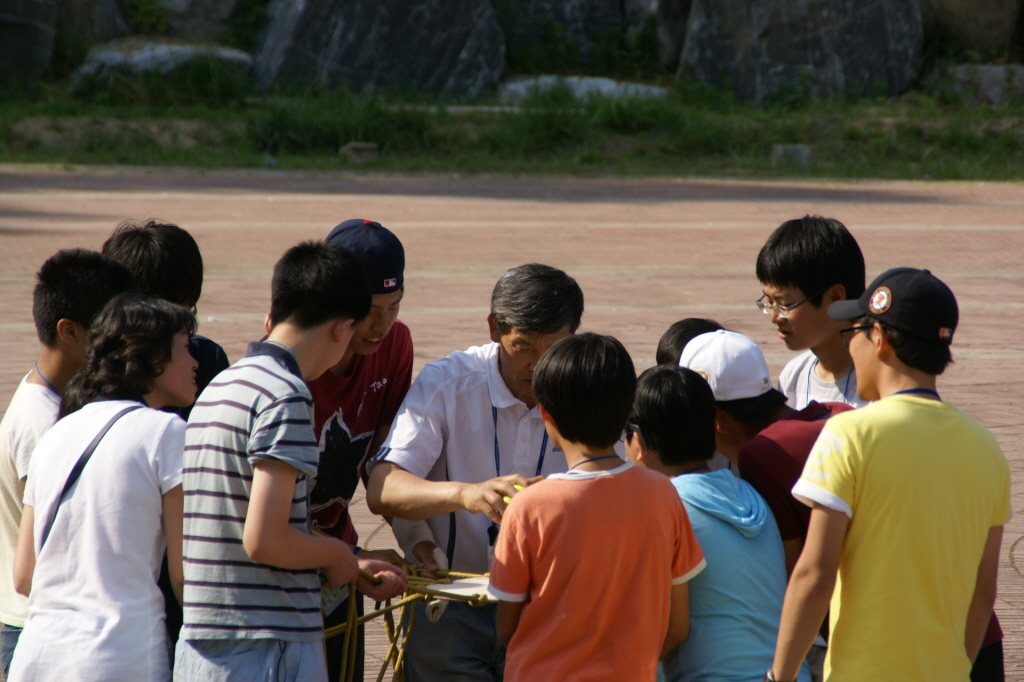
(869, 287), (891, 314)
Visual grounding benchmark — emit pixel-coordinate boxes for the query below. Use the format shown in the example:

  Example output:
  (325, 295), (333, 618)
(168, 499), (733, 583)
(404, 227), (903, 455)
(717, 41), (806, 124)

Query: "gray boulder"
(655, 0), (691, 71)
(495, 0), (623, 64)
(951, 64), (1024, 104)
(54, 0), (129, 45)
(254, 0), (504, 100)
(159, 0), (242, 41)
(917, 0), (1022, 60)
(679, 0), (923, 103)
(499, 75), (667, 104)
(0, 0), (56, 88)
(70, 36), (252, 92)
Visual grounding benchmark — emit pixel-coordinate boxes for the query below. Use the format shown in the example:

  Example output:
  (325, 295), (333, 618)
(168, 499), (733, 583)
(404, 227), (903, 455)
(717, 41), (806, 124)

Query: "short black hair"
(868, 318), (953, 375)
(627, 366), (716, 466)
(656, 318), (725, 366)
(716, 390), (789, 429)
(61, 293), (197, 417)
(102, 220), (204, 308)
(270, 241), (371, 329)
(756, 215), (865, 306)
(490, 263), (584, 336)
(33, 249), (135, 346)
(533, 333), (635, 449)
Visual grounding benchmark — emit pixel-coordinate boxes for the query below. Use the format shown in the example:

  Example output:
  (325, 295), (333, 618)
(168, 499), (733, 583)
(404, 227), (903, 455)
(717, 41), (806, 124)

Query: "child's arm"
(244, 458), (359, 586)
(965, 525), (1002, 662)
(771, 504), (847, 681)
(496, 600), (524, 645)
(662, 582), (690, 655)
(163, 485), (185, 605)
(13, 505), (35, 596)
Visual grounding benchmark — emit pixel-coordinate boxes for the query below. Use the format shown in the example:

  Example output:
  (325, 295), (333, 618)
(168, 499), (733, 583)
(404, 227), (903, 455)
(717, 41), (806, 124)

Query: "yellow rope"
(323, 567), (490, 682)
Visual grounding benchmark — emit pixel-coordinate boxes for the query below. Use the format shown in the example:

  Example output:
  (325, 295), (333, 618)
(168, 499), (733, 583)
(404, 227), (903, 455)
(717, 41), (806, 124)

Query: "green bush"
(74, 57), (252, 107)
(245, 92), (437, 155)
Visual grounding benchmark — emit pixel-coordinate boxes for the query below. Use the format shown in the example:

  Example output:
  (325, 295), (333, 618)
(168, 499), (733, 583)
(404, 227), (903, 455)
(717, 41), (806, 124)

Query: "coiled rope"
(323, 566), (490, 682)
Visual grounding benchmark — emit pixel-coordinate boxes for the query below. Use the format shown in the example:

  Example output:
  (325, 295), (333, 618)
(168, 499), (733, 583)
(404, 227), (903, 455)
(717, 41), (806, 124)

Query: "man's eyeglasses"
(755, 289), (824, 319)
(839, 324), (873, 338)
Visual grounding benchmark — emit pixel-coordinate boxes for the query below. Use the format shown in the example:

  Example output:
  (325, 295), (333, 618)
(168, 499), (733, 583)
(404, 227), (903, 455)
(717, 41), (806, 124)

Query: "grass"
(1, 75), (1023, 180)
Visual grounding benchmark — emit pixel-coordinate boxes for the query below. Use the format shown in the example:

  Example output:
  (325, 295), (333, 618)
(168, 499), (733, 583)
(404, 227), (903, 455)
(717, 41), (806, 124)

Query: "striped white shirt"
(181, 342), (322, 641)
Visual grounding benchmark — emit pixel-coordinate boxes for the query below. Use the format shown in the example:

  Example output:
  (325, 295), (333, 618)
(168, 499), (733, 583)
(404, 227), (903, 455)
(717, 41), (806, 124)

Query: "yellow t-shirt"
(794, 394), (1010, 682)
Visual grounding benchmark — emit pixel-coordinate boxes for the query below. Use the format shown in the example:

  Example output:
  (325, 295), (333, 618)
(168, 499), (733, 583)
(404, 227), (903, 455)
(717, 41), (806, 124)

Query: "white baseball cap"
(678, 330), (774, 401)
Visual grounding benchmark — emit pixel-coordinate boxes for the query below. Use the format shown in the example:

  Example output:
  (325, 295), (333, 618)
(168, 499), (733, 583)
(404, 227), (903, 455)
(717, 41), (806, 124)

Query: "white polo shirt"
(370, 342), (568, 574)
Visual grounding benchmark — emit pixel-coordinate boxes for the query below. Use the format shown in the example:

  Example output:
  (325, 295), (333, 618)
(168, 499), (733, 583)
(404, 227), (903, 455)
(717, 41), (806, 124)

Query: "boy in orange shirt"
(488, 333), (705, 682)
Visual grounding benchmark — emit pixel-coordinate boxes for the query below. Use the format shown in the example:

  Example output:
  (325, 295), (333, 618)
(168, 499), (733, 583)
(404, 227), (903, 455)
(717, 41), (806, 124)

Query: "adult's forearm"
(366, 463), (465, 518)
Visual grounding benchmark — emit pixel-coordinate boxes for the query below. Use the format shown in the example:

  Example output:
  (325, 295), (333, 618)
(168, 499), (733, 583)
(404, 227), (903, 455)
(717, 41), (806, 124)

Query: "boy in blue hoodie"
(626, 358), (809, 682)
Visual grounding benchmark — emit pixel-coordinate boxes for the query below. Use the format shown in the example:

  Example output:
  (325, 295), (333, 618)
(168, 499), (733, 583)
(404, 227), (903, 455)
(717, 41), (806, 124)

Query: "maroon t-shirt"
(306, 320), (413, 545)
(738, 400), (850, 543)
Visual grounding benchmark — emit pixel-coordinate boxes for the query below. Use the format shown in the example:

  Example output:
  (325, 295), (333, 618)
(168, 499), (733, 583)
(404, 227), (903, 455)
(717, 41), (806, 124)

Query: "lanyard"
(492, 406), (548, 478)
(805, 358), (854, 406)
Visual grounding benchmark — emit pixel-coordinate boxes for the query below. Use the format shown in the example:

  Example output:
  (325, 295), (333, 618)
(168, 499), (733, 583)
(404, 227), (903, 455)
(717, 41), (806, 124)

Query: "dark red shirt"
(306, 320), (413, 544)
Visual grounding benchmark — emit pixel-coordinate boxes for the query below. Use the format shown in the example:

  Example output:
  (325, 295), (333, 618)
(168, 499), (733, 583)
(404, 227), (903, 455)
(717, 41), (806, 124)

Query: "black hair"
(656, 318), (725, 366)
(756, 215), (865, 306)
(490, 263), (584, 336)
(626, 366), (716, 466)
(533, 333), (635, 449)
(102, 220), (204, 308)
(269, 241), (372, 328)
(32, 249), (135, 346)
(715, 390), (789, 429)
(61, 293), (197, 417)
(867, 319), (953, 375)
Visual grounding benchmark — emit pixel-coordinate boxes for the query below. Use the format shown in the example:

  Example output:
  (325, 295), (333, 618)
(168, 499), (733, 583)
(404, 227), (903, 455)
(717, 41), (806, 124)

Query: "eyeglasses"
(622, 423), (646, 449)
(839, 324), (873, 338)
(755, 289), (824, 319)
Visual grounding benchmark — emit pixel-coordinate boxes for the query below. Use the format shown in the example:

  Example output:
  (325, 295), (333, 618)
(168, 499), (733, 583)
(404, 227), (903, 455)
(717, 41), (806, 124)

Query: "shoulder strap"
(39, 404), (143, 550)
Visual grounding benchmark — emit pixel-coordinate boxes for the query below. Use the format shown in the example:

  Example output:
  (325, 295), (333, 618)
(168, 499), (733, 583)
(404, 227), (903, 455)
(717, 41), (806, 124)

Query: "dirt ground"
(1, 165), (1022, 678)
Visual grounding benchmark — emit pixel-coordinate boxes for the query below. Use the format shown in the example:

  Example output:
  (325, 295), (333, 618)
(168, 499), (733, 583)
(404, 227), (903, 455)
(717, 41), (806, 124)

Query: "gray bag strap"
(39, 404), (143, 549)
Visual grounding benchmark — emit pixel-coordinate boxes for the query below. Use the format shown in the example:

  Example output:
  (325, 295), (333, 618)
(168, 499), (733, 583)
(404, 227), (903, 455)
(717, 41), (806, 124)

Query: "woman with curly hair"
(9, 293), (197, 682)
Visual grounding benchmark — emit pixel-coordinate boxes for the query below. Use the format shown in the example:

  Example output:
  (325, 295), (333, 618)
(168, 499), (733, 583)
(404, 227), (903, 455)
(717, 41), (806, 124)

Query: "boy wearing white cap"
(768, 268), (1010, 682)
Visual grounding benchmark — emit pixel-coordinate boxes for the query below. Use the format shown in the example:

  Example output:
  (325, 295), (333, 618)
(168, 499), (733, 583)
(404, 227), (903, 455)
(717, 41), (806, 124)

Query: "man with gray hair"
(367, 263), (584, 682)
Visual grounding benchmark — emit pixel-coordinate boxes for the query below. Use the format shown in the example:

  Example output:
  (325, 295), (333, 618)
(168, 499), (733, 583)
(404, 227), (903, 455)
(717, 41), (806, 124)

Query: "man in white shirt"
(0, 249), (132, 674)
(366, 263), (584, 682)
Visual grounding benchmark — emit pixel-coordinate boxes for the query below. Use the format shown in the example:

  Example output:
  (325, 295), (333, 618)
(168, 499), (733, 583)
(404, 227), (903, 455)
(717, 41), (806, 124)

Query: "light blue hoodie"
(660, 469), (810, 682)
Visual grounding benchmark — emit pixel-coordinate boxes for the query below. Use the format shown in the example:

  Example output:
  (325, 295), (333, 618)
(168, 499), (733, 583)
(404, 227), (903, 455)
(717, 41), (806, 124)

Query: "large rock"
(0, 0), (56, 88)
(69, 36), (252, 93)
(495, 0), (623, 64)
(679, 0), (923, 103)
(54, 0), (129, 45)
(655, 0), (691, 70)
(254, 0), (504, 100)
(159, 0), (241, 41)
(917, 0), (1022, 60)
(951, 64), (1024, 104)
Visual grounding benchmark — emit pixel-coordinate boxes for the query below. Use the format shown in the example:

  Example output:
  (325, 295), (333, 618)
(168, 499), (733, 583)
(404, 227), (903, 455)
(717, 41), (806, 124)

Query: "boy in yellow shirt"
(768, 268), (1010, 682)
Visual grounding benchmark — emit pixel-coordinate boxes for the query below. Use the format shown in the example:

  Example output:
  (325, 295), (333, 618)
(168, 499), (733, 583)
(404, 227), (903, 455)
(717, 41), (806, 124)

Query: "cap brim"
(828, 299), (866, 321)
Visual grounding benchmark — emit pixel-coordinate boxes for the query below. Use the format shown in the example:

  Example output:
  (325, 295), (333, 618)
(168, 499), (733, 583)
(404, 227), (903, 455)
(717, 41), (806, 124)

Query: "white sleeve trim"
(672, 556), (706, 585)
(792, 479), (853, 518)
(487, 585), (528, 602)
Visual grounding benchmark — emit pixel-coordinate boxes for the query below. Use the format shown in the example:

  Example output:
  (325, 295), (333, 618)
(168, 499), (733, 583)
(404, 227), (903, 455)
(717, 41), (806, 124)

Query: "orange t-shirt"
(489, 463), (705, 682)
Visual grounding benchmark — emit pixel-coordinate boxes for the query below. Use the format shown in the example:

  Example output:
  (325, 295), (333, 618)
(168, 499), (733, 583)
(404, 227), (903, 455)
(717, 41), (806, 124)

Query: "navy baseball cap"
(828, 267), (958, 346)
(326, 219), (404, 295)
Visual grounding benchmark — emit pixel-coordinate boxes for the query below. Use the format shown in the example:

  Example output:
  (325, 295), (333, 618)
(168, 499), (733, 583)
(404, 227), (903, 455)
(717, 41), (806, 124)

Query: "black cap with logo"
(828, 267), (958, 346)
(326, 219), (404, 295)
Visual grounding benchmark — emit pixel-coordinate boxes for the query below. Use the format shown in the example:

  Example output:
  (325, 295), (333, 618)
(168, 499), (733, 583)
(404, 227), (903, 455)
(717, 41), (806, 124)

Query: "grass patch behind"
(1, 80), (1023, 179)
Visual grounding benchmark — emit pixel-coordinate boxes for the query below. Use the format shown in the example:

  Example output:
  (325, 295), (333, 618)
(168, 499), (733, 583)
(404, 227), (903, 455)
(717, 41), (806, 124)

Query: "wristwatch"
(764, 671), (795, 682)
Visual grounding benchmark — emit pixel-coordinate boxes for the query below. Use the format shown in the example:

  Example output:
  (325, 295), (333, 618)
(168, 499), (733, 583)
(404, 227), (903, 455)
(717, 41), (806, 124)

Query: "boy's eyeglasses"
(839, 323), (873, 338)
(755, 289), (824, 319)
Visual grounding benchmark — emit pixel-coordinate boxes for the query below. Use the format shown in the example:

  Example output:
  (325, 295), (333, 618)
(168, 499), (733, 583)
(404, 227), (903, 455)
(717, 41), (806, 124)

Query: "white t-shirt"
(9, 400), (184, 682)
(0, 375), (60, 628)
(369, 343), (569, 575)
(778, 350), (869, 411)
